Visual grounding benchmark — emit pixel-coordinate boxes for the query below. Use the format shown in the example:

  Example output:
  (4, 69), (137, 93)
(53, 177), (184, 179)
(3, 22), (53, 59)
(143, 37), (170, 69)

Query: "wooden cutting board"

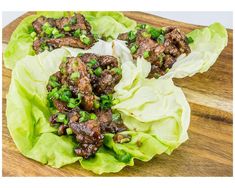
(2, 12), (233, 176)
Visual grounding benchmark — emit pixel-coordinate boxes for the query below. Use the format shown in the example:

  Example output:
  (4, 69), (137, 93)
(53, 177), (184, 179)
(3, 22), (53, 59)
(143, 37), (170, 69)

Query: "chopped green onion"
(59, 89), (72, 102)
(165, 68), (170, 73)
(136, 23), (146, 30)
(130, 44), (138, 54)
(90, 113), (97, 120)
(157, 35), (165, 44)
(112, 112), (121, 122)
(70, 71), (80, 80)
(79, 111), (90, 123)
(128, 31), (136, 41)
(42, 22), (51, 29)
(56, 113), (66, 123)
(73, 29), (81, 37)
(147, 27), (162, 39)
(45, 27), (53, 35)
(30, 31), (37, 39)
(154, 73), (161, 79)
(141, 31), (151, 38)
(63, 25), (71, 31)
(93, 100), (100, 109)
(67, 98), (81, 108)
(94, 67), (102, 76)
(69, 17), (77, 25)
(77, 52), (84, 57)
(54, 33), (65, 38)
(100, 94), (113, 109)
(52, 28), (59, 35)
(28, 26), (35, 34)
(80, 34), (91, 45)
(111, 67), (122, 75)
(143, 51), (150, 59)
(66, 128), (73, 135)
(87, 59), (97, 67)
(186, 36), (194, 44)
(158, 53), (165, 66)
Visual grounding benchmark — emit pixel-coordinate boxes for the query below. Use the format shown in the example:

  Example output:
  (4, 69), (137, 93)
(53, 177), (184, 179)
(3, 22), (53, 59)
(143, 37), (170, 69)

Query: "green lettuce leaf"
(162, 22), (228, 78)
(81, 11), (136, 40)
(113, 58), (190, 154)
(3, 11), (136, 69)
(6, 40), (189, 174)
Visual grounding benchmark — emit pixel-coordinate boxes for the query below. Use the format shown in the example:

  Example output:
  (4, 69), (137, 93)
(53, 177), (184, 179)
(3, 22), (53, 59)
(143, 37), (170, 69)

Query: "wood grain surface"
(2, 12), (233, 176)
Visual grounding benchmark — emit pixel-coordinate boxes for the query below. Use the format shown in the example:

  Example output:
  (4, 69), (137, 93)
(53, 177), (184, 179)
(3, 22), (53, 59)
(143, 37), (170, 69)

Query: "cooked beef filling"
(31, 13), (96, 54)
(118, 24), (192, 78)
(47, 54), (127, 159)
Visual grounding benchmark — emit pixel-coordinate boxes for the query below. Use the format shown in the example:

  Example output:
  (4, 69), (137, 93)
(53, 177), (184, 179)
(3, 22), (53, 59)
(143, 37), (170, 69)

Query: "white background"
(2, 11), (233, 29)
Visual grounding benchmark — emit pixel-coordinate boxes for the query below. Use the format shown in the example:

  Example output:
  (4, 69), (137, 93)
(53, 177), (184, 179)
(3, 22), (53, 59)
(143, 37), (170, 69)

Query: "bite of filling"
(30, 13), (96, 54)
(118, 24), (192, 78)
(46, 54), (129, 159)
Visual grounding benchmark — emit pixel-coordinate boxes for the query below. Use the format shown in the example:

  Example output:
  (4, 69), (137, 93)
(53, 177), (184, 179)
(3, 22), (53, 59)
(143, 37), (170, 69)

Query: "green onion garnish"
(56, 113), (66, 123)
(70, 71), (80, 80)
(143, 51), (150, 59)
(157, 35), (165, 44)
(87, 59), (97, 67)
(79, 111), (91, 123)
(128, 31), (136, 41)
(69, 17), (77, 25)
(90, 113), (97, 120)
(66, 128), (73, 135)
(130, 44), (138, 54)
(186, 36), (194, 44)
(73, 29), (81, 37)
(111, 67), (122, 75)
(93, 100), (100, 109)
(63, 25), (71, 31)
(30, 31), (37, 39)
(80, 34), (91, 45)
(94, 67), (102, 76)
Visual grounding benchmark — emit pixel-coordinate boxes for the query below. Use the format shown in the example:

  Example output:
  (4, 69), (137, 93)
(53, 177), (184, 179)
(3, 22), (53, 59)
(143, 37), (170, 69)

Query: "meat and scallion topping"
(30, 13), (96, 54)
(118, 23), (193, 78)
(46, 53), (129, 159)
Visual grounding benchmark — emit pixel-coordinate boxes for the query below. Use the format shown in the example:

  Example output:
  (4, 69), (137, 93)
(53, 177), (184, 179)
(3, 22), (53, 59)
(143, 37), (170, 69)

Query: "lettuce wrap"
(6, 40), (190, 174)
(3, 11), (136, 69)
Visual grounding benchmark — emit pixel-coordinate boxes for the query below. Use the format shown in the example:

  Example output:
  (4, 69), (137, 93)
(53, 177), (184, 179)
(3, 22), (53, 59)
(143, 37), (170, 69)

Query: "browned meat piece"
(117, 25), (191, 78)
(94, 70), (121, 95)
(67, 108), (80, 123)
(53, 99), (69, 112)
(70, 120), (103, 158)
(163, 55), (176, 69)
(74, 144), (101, 159)
(80, 53), (99, 64)
(117, 32), (129, 41)
(46, 36), (93, 49)
(32, 38), (42, 54)
(58, 125), (69, 136)
(96, 109), (127, 133)
(98, 55), (119, 69)
(61, 57), (95, 111)
(164, 26), (191, 56)
(55, 13), (91, 31)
